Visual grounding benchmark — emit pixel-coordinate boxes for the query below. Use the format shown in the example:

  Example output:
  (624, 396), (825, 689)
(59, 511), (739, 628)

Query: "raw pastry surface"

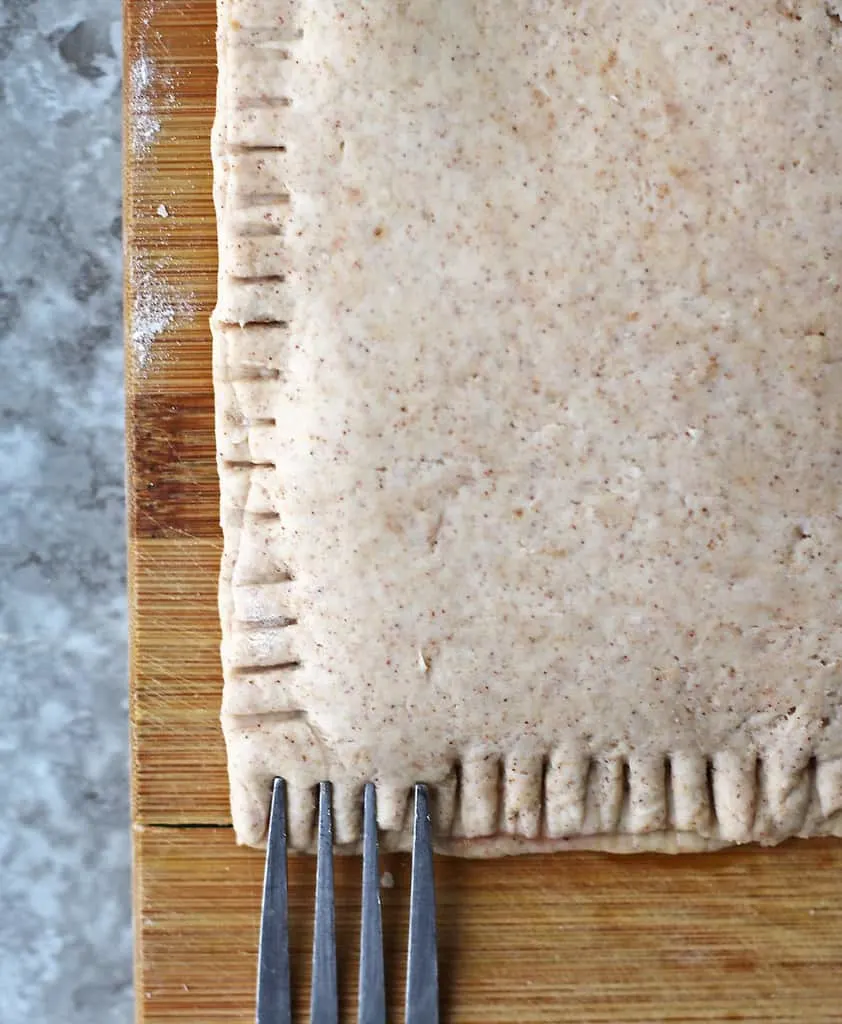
(213, 0), (842, 851)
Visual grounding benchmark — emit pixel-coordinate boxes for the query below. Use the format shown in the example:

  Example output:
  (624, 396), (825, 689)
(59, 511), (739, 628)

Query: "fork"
(256, 779), (439, 1024)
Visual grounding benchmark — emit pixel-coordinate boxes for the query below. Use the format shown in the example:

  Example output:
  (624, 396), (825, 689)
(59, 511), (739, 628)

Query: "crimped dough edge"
(212, 0), (842, 852)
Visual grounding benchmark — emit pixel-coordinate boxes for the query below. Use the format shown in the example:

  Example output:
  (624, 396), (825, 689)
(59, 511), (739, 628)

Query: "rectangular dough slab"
(213, 0), (842, 852)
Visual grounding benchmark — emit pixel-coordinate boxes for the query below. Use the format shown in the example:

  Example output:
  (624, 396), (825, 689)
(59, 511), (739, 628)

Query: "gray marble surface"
(0, 1), (132, 1021)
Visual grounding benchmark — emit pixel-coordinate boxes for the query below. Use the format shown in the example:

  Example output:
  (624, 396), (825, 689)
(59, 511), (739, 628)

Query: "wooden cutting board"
(125, 3), (842, 1020)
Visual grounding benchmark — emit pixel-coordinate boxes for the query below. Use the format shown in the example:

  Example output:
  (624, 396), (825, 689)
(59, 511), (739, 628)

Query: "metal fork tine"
(405, 784), (439, 1024)
(257, 778), (292, 1024)
(358, 783), (386, 1024)
(310, 781), (338, 1024)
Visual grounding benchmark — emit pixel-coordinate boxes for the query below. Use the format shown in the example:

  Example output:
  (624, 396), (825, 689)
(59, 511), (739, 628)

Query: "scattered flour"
(129, 2), (189, 371)
(130, 55), (161, 156)
(129, 3), (176, 157)
(130, 257), (194, 372)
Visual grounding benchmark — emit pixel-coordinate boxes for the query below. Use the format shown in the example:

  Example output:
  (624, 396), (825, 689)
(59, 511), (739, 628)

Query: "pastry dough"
(213, 0), (842, 851)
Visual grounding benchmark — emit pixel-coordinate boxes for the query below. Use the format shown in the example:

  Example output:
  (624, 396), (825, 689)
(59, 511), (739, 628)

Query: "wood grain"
(126, 0), (229, 824)
(136, 828), (842, 1023)
(126, 2), (842, 1021)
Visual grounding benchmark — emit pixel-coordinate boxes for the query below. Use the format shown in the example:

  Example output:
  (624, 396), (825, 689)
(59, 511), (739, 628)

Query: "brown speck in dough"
(600, 48), (618, 74)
